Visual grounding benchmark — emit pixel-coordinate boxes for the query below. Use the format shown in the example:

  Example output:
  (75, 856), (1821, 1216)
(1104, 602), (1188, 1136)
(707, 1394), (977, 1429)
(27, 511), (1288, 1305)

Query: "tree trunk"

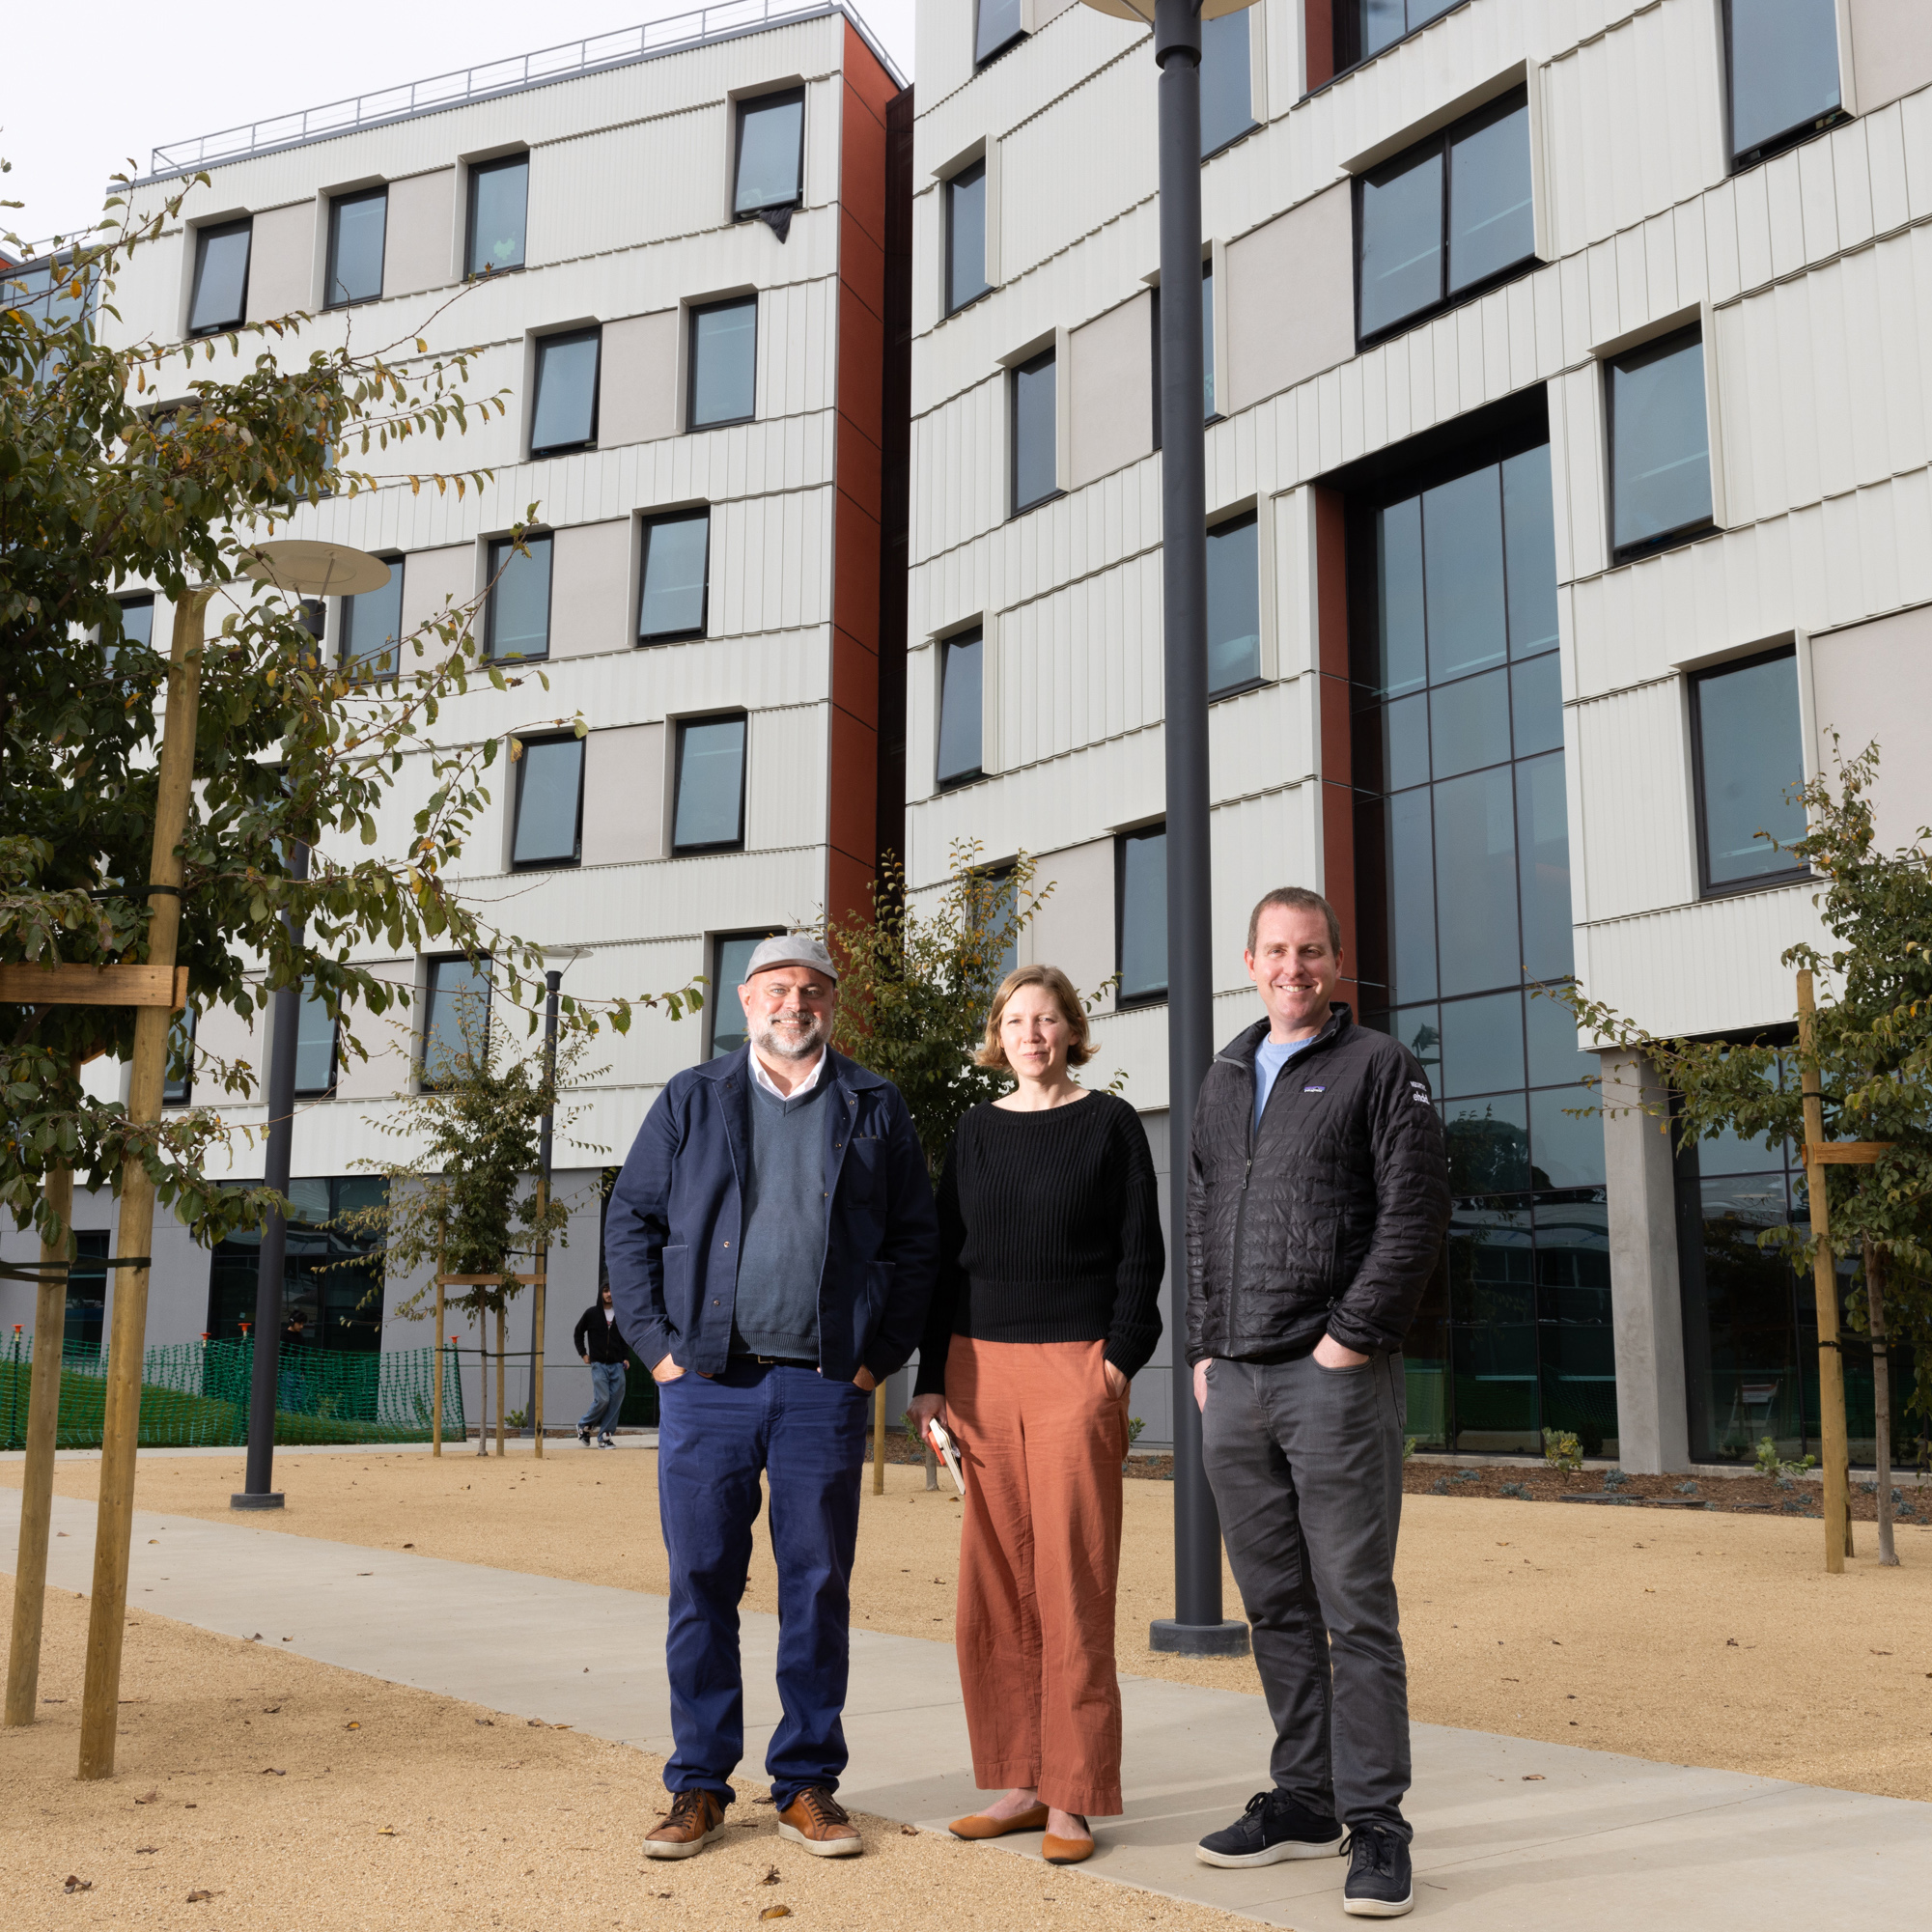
(1864, 1241), (1897, 1567)
(474, 1311), (489, 1458)
(495, 1302), (507, 1459)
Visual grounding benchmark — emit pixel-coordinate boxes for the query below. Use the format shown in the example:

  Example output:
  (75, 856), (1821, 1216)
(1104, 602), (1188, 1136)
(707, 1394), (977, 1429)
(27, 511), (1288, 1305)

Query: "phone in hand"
(924, 1417), (966, 1496)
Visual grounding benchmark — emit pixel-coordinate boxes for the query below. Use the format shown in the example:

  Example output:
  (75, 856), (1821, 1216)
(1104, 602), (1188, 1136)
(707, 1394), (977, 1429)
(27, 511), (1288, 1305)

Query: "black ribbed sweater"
(914, 1090), (1165, 1396)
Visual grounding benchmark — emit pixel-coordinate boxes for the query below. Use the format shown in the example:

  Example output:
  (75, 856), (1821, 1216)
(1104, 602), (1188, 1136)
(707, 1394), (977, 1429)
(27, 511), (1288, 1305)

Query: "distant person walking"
(574, 1279), (629, 1447)
(606, 933), (937, 1863)
(1188, 889), (1449, 1919)
(910, 965), (1163, 1868)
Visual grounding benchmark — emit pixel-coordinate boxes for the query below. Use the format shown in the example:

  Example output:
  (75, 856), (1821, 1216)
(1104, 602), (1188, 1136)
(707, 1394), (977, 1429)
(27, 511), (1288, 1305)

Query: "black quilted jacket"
(1185, 1004), (1450, 1364)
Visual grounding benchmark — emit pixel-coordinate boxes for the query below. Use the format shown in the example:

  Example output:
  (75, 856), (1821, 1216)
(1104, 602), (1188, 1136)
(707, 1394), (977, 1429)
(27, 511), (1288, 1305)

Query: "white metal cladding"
(906, 0), (1932, 1070)
(82, 14), (880, 1170)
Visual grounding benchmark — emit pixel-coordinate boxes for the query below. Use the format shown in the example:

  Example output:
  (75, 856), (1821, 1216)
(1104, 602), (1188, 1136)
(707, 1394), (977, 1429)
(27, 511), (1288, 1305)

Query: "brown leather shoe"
(950, 1803), (1050, 1839)
(1044, 1818), (1095, 1865)
(642, 1788), (725, 1859)
(776, 1786), (863, 1857)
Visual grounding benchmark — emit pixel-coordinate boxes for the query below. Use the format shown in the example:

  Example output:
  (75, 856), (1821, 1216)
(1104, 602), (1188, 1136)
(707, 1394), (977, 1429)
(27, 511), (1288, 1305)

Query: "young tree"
(1, 177), (689, 1251)
(826, 843), (1119, 1178)
(334, 988), (606, 1457)
(1559, 745), (1931, 1563)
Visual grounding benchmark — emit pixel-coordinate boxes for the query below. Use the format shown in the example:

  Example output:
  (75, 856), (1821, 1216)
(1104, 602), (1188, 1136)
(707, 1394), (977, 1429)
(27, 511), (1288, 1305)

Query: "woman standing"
(910, 964), (1163, 1864)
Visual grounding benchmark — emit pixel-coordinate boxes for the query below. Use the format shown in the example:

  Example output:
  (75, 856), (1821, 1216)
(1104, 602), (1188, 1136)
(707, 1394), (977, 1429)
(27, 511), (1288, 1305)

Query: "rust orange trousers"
(945, 1336), (1130, 1817)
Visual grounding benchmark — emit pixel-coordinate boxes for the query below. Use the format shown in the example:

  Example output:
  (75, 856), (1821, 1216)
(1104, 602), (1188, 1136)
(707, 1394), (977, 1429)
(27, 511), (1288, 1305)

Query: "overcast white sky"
(3, 0), (916, 250)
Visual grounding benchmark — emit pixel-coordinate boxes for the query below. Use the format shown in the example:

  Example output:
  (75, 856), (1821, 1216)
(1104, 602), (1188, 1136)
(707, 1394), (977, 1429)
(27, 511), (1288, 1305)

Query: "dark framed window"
(421, 956), (491, 1087)
(936, 627), (985, 788)
(1150, 262), (1217, 450)
(945, 158), (992, 315)
(339, 557), (406, 676)
(486, 533), (552, 660)
(710, 929), (784, 1057)
(975, 0), (1024, 67)
(187, 219), (252, 336)
(467, 154), (530, 277)
(109, 595), (154, 668)
(207, 1176), (388, 1350)
(1010, 346), (1057, 516)
(325, 186), (387, 309)
(66, 1231), (108, 1354)
(1206, 512), (1261, 696)
(1355, 86), (1534, 347)
(1334, 0), (1463, 76)
(1201, 11), (1258, 157)
(1116, 826), (1167, 1007)
(1689, 648), (1808, 896)
(673, 714), (748, 854)
(1607, 325), (1714, 562)
(531, 328), (601, 456)
(735, 89), (806, 217)
(511, 733), (586, 870)
(163, 1002), (196, 1106)
(293, 985), (338, 1098)
(688, 296), (758, 430)
(637, 509), (712, 643)
(1723, 0), (1843, 171)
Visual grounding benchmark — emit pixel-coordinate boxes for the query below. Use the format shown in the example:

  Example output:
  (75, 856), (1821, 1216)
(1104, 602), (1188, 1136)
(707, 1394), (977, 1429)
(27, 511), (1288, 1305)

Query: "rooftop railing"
(142, 0), (886, 182)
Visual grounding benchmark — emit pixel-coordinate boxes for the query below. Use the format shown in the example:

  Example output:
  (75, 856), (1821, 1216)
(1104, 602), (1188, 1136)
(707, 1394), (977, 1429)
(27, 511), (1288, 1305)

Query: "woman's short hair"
(976, 964), (1096, 1071)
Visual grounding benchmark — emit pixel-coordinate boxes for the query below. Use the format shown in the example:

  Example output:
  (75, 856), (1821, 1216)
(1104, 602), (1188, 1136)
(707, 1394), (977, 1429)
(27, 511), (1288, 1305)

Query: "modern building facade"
(903, 0), (1932, 1466)
(0, 3), (912, 1432)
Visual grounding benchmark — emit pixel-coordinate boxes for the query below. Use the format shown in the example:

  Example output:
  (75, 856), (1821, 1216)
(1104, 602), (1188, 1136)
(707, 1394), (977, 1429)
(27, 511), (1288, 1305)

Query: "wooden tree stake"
(80, 587), (209, 1779)
(872, 1382), (886, 1497)
(5, 1166), (72, 1726)
(432, 1251), (445, 1460)
(1797, 968), (1853, 1575)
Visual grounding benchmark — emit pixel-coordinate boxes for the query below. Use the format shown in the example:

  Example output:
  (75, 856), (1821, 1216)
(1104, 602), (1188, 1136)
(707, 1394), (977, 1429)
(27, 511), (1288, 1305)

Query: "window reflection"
(1608, 326), (1713, 557)
(467, 154), (529, 277)
(325, 188), (386, 308)
(532, 329), (601, 455)
(1200, 13), (1256, 157)
(689, 297), (758, 429)
(1011, 348), (1057, 514)
(1116, 826), (1166, 1005)
(1725, 0), (1842, 166)
(1690, 649), (1806, 892)
(735, 89), (805, 216)
(1205, 512), (1259, 694)
(946, 160), (991, 314)
(638, 510), (712, 643)
(188, 220), (252, 336)
(937, 628), (984, 786)
(673, 716), (747, 853)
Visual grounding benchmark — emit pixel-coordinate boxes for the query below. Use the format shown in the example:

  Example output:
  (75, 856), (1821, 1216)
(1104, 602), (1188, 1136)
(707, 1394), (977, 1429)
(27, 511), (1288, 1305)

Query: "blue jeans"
(579, 1361), (627, 1437)
(657, 1361), (870, 1809)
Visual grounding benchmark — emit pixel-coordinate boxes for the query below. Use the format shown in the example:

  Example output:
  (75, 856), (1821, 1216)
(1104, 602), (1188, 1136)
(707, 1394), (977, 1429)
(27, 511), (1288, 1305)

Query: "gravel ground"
(0, 1585), (1256, 1932)
(8, 1447), (1931, 1806)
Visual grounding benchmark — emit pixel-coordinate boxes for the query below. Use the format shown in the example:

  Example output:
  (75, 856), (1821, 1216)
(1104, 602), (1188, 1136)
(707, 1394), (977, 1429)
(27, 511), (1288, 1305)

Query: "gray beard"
(751, 1017), (828, 1062)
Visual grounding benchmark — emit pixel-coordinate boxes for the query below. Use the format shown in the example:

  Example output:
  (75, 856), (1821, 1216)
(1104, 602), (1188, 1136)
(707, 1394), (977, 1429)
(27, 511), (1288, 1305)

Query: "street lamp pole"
(232, 836), (308, 1511)
(1078, 0), (1252, 1657)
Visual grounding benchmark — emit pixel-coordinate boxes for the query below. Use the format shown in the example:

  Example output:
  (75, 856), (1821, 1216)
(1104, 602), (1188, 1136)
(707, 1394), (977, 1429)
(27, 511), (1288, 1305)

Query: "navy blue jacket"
(604, 1045), (938, 1383)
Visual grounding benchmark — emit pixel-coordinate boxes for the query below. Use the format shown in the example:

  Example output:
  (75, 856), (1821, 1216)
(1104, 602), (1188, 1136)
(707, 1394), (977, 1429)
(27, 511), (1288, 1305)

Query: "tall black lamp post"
(230, 543), (389, 1511)
(1078, 0), (1253, 1657)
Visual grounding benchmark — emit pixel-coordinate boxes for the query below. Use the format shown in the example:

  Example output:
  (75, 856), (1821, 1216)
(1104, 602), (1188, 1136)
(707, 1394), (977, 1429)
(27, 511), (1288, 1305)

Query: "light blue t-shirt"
(1254, 1034), (1317, 1132)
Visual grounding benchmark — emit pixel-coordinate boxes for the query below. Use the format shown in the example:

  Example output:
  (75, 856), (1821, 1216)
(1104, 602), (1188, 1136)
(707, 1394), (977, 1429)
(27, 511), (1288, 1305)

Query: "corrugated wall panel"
(1573, 680), (1694, 920)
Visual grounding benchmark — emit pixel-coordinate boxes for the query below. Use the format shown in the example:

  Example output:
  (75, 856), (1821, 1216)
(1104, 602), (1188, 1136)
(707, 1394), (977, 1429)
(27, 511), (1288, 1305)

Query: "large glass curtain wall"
(1676, 1078), (1917, 1468)
(1350, 430), (1610, 1454)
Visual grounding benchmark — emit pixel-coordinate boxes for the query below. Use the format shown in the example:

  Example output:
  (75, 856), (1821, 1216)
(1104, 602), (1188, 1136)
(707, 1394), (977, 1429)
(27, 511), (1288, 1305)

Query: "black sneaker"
(1196, 1789), (1343, 1867)
(577, 1424), (592, 1445)
(1341, 1825), (1413, 1918)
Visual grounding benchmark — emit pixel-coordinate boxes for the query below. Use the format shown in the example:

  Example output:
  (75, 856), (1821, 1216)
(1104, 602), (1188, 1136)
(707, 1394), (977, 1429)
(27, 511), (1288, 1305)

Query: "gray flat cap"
(742, 932), (839, 983)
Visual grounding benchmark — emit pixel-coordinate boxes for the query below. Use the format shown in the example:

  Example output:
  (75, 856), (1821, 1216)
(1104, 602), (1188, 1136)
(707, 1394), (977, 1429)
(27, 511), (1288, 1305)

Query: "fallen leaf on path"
(186, 1888), (219, 1902)
(261, 1768), (286, 1777)
(403, 1542), (414, 1548)
(136, 1847), (157, 1855)
(752, 1795), (774, 1806)
(475, 1719), (494, 1726)
(346, 1722), (361, 1730)
(377, 1827), (398, 1836)
(134, 1789), (158, 1804)
(761, 1865), (780, 1884)
(65, 1876), (93, 1893)
(263, 1707), (280, 1715)
(1522, 1774), (1546, 1781)
(760, 1910), (792, 1921)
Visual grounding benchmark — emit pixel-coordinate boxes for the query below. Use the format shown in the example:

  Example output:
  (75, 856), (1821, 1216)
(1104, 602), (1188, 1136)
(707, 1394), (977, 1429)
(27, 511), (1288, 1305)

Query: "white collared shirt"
(749, 1048), (826, 1100)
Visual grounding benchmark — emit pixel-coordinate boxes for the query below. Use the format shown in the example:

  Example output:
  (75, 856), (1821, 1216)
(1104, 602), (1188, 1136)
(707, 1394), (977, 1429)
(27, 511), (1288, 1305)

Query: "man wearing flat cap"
(606, 932), (937, 1862)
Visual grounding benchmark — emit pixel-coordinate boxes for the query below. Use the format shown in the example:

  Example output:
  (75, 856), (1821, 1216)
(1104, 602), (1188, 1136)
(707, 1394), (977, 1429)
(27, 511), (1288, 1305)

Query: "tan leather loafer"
(776, 1786), (863, 1857)
(1044, 1826), (1095, 1865)
(643, 1788), (725, 1859)
(950, 1803), (1050, 1839)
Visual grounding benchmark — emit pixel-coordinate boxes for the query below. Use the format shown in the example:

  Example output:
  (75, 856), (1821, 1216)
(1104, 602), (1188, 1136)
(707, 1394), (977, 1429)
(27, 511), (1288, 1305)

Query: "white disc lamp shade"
(1076, 0), (1259, 20)
(239, 540), (391, 599)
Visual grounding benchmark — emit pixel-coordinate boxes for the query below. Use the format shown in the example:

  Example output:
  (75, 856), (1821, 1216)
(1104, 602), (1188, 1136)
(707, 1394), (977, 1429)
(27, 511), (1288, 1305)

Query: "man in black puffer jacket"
(1187, 888), (1448, 1920)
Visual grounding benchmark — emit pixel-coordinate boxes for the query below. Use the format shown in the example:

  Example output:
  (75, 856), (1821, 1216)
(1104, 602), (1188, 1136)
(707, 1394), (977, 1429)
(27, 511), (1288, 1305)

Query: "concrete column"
(1601, 1051), (1691, 1473)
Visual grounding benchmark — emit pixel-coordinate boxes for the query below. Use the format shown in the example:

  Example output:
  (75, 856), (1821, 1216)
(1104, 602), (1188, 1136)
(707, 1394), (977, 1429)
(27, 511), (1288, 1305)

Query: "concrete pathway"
(4, 1488), (1924, 1929)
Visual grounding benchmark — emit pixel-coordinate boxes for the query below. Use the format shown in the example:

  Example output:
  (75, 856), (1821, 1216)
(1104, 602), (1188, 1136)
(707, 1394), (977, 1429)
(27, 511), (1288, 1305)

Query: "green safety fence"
(0, 1334), (466, 1450)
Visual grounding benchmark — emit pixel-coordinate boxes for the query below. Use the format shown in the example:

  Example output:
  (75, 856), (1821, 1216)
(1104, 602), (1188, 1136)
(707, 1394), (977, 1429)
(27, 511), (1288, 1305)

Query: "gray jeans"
(1201, 1351), (1411, 1839)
